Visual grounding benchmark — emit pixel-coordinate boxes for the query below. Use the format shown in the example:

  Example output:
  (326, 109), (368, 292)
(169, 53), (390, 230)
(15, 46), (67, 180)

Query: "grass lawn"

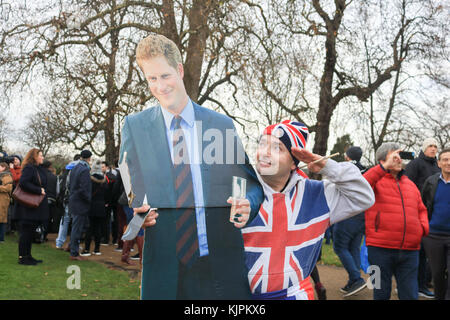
(320, 239), (343, 267)
(0, 233), (344, 300)
(0, 233), (140, 300)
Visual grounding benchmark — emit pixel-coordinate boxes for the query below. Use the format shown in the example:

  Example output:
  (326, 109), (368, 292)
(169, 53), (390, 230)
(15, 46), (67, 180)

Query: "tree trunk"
(183, 0), (213, 101)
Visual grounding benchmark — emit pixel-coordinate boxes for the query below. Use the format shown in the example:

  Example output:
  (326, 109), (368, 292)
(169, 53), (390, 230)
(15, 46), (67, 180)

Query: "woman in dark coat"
(80, 160), (107, 256)
(13, 148), (48, 265)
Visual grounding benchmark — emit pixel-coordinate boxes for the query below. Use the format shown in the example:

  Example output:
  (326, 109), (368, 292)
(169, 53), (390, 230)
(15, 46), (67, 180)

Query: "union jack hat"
(262, 120), (309, 166)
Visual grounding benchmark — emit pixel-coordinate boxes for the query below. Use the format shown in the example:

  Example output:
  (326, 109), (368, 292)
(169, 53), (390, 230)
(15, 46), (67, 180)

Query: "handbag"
(12, 169), (45, 209)
(360, 236), (370, 274)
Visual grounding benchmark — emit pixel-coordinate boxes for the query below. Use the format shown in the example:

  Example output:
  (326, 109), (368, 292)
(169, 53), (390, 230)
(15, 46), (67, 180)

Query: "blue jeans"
(56, 206), (70, 248)
(368, 246), (419, 300)
(332, 215), (365, 284)
(70, 215), (88, 257)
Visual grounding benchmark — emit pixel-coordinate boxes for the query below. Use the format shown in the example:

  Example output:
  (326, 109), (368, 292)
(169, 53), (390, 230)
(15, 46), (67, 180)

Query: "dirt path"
(47, 233), (427, 300)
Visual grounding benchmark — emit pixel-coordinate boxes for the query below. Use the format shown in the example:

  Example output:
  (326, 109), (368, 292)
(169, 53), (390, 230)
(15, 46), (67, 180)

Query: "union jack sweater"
(242, 159), (375, 299)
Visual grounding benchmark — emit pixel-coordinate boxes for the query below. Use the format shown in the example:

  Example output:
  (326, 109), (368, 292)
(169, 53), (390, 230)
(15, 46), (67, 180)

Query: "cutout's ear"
(177, 63), (184, 79)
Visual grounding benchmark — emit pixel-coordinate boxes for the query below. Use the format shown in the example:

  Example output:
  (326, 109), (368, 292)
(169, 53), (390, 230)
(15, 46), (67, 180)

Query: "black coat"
(68, 161), (92, 216)
(89, 174), (107, 217)
(405, 151), (440, 191)
(45, 169), (57, 202)
(421, 172), (441, 221)
(13, 164), (49, 223)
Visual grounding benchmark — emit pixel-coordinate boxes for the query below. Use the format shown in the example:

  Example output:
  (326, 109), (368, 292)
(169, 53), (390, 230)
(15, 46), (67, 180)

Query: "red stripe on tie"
(176, 183), (193, 208)
(176, 224), (196, 253)
(175, 165), (190, 190)
(176, 208), (193, 231)
(180, 240), (199, 265)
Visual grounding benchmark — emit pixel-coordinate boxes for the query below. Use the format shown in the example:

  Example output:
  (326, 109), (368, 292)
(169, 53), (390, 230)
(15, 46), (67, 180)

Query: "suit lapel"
(136, 106), (176, 207)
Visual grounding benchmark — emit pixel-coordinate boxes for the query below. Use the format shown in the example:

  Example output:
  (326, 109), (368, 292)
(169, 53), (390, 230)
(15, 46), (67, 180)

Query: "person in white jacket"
(241, 120), (375, 300)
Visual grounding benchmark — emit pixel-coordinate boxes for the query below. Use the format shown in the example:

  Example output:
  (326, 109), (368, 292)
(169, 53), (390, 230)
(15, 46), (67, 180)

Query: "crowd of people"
(329, 138), (449, 300)
(0, 148), (143, 268)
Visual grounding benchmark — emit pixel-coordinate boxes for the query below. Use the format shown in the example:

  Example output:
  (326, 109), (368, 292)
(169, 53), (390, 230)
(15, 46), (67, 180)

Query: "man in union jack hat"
(241, 120), (375, 300)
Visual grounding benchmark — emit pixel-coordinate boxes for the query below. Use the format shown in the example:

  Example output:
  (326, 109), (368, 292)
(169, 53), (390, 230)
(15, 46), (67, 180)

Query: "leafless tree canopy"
(1, 0), (448, 163)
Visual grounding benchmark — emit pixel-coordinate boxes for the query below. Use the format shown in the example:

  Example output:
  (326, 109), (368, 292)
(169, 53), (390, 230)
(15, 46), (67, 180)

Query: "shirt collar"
(439, 174), (450, 184)
(161, 99), (195, 130)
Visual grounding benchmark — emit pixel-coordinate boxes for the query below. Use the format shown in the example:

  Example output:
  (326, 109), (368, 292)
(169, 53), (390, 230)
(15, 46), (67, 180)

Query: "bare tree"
(246, 0), (446, 165)
(21, 110), (59, 156)
(0, 0), (271, 163)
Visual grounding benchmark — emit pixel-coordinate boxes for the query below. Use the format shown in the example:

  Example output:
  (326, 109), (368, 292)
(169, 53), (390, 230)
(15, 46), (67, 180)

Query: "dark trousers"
(70, 215), (88, 257)
(368, 246), (419, 300)
(332, 215), (365, 284)
(85, 216), (105, 252)
(422, 233), (450, 300)
(418, 243), (432, 290)
(116, 205), (127, 249)
(176, 256), (223, 300)
(18, 221), (37, 257)
(102, 206), (118, 244)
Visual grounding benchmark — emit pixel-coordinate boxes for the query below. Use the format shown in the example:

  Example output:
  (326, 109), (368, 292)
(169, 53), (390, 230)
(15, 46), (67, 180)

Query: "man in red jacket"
(364, 142), (429, 300)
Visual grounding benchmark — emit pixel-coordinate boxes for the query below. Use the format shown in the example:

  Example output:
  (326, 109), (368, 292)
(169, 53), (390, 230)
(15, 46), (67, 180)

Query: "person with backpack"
(55, 155), (80, 249)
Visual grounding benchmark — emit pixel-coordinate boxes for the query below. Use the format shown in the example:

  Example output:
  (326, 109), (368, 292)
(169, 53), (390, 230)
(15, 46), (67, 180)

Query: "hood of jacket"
(418, 150), (437, 164)
(91, 173), (105, 184)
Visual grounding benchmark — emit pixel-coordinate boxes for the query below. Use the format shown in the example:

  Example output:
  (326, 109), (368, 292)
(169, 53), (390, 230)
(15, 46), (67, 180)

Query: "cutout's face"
(141, 55), (187, 114)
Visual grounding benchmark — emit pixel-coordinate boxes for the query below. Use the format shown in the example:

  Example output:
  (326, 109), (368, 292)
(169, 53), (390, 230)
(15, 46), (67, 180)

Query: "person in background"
(9, 155), (22, 187)
(111, 163), (126, 253)
(119, 188), (144, 265)
(405, 137), (440, 299)
(55, 155), (80, 249)
(0, 162), (13, 243)
(68, 150), (92, 261)
(421, 148), (450, 300)
(13, 148), (48, 265)
(8, 155), (22, 235)
(100, 161), (118, 246)
(81, 160), (107, 256)
(363, 142), (429, 300)
(332, 146), (368, 297)
(42, 160), (57, 240)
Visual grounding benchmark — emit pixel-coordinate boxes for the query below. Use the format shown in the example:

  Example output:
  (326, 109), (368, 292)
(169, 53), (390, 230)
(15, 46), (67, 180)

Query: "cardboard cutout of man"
(120, 34), (263, 300)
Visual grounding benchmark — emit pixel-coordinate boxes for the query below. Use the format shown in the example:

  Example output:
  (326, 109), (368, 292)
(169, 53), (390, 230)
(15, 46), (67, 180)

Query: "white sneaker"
(80, 251), (91, 257)
(92, 251), (102, 256)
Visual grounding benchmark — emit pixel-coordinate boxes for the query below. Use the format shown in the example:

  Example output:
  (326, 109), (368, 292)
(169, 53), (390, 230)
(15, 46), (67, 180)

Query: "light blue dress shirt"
(160, 100), (209, 256)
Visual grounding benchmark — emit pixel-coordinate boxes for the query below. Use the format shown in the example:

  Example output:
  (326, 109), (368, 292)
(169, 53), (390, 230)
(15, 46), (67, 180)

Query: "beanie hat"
(346, 146), (363, 162)
(80, 150), (92, 159)
(422, 138), (438, 152)
(90, 160), (103, 175)
(262, 120), (309, 166)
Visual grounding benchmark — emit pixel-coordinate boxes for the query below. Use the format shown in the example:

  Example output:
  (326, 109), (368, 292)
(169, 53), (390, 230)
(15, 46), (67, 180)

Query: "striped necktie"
(172, 115), (199, 267)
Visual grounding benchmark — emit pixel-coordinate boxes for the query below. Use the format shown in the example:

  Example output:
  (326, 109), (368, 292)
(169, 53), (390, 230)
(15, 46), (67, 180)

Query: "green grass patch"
(0, 234), (140, 300)
(320, 239), (343, 267)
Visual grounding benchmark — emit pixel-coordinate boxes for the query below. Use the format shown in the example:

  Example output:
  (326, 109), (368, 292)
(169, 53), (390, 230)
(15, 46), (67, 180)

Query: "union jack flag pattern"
(242, 173), (330, 300)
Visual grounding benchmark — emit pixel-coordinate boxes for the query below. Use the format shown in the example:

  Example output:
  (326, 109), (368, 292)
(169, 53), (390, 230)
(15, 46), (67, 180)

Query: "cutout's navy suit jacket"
(120, 102), (263, 299)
